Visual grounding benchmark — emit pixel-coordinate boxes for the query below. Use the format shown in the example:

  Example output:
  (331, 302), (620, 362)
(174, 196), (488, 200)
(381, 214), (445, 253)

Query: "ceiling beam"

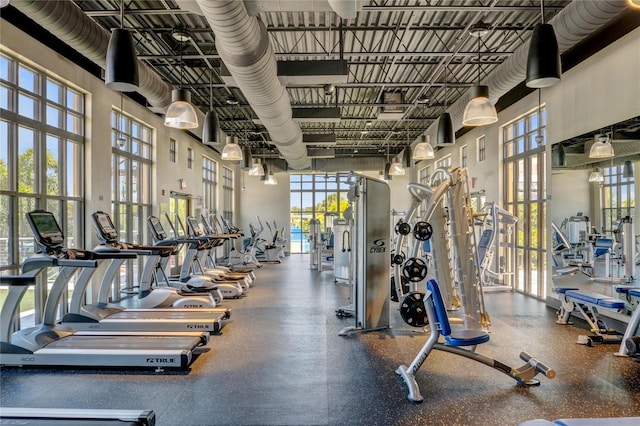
(83, 6), (563, 17)
(137, 51), (512, 60)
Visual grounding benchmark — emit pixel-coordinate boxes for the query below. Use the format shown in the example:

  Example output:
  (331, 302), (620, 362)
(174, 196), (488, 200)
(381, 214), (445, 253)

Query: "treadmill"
(0, 239), (201, 370)
(0, 407), (156, 425)
(32, 210), (229, 334)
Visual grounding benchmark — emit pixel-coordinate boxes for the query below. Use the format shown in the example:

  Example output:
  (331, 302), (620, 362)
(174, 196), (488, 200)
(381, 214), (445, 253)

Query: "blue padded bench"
(555, 287), (626, 342)
(564, 290), (625, 310)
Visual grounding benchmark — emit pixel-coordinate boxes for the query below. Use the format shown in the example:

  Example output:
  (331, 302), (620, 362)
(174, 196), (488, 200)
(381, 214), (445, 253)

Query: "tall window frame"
(169, 138), (176, 163)
(477, 135), (486, 162)
(289, 174), (351, 253)
(222, 166), (234, 223)
(435, 155), (452, 171)
(460, 144), (468, 168)
(0, 51), (85, 273)
(111, 105), (153, 298)
(602, 165), (635, 231)
(202, 156), (217, 215)
(503, 107), (547, 299)
(187, 147), (193, 169)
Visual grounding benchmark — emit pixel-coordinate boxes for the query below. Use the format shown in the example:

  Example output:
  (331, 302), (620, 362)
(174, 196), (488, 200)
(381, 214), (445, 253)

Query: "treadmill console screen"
(187, 217), (203, 236)
(200, 214), (212, 234)
(28, 211), (64, 246)
(148, 216), (167, 240)
(94, 213), (119, 241)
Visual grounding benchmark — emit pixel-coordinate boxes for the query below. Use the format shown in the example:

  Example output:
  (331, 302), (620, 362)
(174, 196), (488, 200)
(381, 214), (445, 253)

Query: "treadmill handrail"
(22, 257), (98, 273)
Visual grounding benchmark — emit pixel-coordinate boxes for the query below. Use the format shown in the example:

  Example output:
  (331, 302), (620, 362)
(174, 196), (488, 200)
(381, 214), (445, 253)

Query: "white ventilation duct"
(428, 0), (629, 136)
(11, 0), (173, 109)
(194, 0), (310, 170)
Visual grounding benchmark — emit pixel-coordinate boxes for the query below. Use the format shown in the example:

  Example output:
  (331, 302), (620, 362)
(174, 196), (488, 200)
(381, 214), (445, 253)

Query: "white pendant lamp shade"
(526, 23), (561, 88)
(248, 159), (265, 176)
(463, 85), (498, 126)
(105, 28), (139, 92)
(264, 166), (277, 185)
(164, 88), (198, 129)
(589, 135), (614, 159)
(221, 135), (243, 161)
(388, 160), (405, 176)
(413, 135), (435, 160)
(588, 169), (604, 182)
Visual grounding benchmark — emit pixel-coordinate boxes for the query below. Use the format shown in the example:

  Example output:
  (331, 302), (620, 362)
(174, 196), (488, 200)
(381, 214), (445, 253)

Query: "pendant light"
(588, 168), (604, 183)
(164, 40), (198, 129)
(402, 126), (412, 168)
(437, 65), (455, 145)
(241, 146), (252, 169)
(202, 69), (220, 144)
(248, 158), (265, 176)
(264, 161), (277, 185)
(105, 0), (139, 92)
(623, 160), (634, 178)
(221, 135), (243, 161)
(589, 133), (614, 159)
(259, 161), (268, 181)
(526, 1), (561, 88)
(240, 124), (252, 169)
(389, 159), (406, 176)
(463, 23), (498, 127)
(383, 144), (393, 180)
(552, 143), (566, 167)
(413, 135), (435, 160)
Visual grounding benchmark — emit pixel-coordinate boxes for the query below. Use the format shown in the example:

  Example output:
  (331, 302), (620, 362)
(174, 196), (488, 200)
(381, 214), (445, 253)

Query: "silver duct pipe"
(432, 0), (629, 135)
(194, 0), (310, 170)
(11, 0), (173, 109)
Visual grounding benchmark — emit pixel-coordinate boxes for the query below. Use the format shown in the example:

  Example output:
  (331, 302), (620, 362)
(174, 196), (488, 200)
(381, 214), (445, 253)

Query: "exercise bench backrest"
(477, 229), (493, 263)
(594, 238), (613, 258)
(426, 279), (451, 336)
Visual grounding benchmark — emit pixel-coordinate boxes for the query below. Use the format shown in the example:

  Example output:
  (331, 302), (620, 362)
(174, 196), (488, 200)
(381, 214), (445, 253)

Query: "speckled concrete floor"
(1, 255), (639, 425)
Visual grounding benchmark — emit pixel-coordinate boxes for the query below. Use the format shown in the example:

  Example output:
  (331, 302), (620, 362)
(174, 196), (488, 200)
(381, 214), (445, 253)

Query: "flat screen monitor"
(28, 211), (64, 245)
(148, 216), (166, 239)
(187, 217), (203, 236)
(93, 212), (119, 240)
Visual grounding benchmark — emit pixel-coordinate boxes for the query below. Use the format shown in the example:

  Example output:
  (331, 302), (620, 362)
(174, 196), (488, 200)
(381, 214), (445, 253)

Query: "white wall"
(550, 169), (591, 226)
(1, 22), (233, 249)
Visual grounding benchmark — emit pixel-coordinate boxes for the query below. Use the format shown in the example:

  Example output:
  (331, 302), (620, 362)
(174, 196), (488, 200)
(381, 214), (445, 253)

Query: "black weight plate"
(399, 292), (429, 327)
(413, 221), (433, 241)
(395, 222), (411, 235)
(401, 258), (428, 282)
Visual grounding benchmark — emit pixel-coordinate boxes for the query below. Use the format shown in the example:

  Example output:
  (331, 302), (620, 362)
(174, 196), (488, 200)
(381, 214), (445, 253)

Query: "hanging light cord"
(119, 0), (124, 29)
(538, 88), (542, 136)
(477, 33), (481, 85)
(443, 65), (448, 110)
(209, 68), (213, 109)
(119, 92), (124, 138)
(540, 0), (545, 24)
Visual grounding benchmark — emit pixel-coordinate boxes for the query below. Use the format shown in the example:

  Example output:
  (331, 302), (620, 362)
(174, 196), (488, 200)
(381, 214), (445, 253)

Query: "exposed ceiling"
(2, 0), (637, 166)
